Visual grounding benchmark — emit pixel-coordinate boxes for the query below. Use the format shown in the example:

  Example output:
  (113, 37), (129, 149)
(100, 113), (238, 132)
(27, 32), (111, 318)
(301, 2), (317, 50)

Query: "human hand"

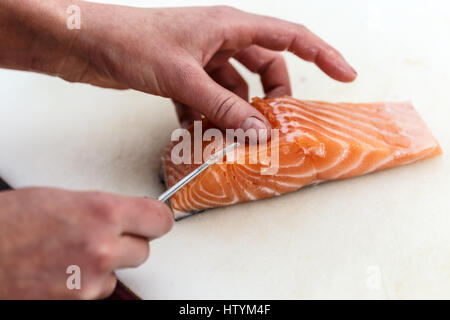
(0, 187), (172, 299)
(1, 2), (356, 131)
(81, 5), (357, 131)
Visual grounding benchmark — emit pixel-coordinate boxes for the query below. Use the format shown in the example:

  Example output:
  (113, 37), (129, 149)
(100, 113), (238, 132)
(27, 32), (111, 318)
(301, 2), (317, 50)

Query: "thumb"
(170, 61), (271, 133)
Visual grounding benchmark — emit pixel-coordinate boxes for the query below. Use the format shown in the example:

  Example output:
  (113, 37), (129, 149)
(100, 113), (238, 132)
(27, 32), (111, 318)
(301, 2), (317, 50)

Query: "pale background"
(0, 0), (449, 299)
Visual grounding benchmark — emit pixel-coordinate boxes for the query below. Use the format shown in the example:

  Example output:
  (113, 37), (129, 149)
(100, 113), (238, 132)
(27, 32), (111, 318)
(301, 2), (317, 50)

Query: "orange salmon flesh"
(162, 96), (442, 219)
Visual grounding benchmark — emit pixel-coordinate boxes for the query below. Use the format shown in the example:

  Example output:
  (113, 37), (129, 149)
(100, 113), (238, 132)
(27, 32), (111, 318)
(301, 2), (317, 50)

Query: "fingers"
(173, 100), (202, 128)
(209, 62), (249, 101)
(234, 45), (291, 98)
(174, 62), (249, 129)
(114, 235), (150, 269)
(96, 273), (118, 299)
(229, 11), (357, 82)
(170, 59), (271, 132)
(117, 197), (173, 240)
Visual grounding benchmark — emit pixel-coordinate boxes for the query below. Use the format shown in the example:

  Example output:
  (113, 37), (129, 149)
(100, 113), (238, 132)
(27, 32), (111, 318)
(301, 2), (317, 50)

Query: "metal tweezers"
(158, 142), (239, 203)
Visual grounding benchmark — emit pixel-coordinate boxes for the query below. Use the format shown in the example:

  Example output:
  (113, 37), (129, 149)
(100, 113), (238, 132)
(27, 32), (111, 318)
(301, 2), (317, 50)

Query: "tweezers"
(157, 142), (239, 203)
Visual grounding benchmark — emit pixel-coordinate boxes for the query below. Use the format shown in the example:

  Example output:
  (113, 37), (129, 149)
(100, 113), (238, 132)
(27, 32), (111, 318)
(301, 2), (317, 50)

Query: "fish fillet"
(162, 96), (442, 219)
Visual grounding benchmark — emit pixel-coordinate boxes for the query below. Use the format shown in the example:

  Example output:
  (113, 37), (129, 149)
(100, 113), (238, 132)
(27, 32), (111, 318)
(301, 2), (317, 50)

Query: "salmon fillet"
(162, 96), (442, 219)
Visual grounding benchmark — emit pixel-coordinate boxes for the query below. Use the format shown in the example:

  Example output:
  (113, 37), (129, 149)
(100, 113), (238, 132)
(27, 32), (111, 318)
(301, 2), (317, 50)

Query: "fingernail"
(340, 64), (357, 82)
(240, 116), (268, 131)
(240, 117), (271, 142)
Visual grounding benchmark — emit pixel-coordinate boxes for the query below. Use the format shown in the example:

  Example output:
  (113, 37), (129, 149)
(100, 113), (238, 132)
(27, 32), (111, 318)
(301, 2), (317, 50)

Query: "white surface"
(1, 0), (450, 299)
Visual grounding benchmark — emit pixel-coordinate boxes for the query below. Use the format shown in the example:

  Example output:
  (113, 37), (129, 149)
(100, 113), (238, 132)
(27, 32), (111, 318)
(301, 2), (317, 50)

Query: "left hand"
(1, 1), (357, 131)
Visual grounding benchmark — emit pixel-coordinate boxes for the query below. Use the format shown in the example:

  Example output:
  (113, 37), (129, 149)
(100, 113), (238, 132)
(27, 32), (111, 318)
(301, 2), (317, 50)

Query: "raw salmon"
(162, 96), (441, 219)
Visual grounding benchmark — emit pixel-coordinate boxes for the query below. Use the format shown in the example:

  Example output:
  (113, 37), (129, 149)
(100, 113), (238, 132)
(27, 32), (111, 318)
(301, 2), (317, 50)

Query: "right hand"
(0, 187), (173, 299)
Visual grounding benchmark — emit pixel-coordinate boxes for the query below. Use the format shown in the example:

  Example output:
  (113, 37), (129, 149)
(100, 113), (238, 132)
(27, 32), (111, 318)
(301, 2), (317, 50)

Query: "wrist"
(0, 0), (102, 77)
(0, 0), (160, 90)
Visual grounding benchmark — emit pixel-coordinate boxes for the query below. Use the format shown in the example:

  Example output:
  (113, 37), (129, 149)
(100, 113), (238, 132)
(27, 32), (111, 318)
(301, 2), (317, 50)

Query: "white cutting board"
(1, 0), (449, 299)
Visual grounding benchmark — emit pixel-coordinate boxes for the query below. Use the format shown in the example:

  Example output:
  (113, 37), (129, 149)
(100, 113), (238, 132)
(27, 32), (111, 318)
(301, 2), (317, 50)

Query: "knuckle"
(286, 23), (307, 37)
(89, 239), (117, 273)
(86, 193), (120, 223)
(211, 94), (240, 126)
(167, 60), (201, 99)
(273, 52), (286, 65)
(172, 60), (200, 83)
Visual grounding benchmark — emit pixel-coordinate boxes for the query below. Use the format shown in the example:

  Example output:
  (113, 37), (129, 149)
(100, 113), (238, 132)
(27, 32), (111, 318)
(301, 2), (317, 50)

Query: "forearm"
(0, 0), (112, 78)
(0, 0), (74, 71)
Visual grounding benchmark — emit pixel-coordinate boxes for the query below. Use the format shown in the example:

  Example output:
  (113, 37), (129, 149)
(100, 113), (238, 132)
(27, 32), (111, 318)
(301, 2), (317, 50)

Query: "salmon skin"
(162, 96), (442, 219)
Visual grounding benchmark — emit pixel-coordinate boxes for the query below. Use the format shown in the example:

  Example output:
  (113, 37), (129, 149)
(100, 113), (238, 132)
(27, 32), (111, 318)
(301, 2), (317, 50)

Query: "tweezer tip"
(209, 142), (239, 162)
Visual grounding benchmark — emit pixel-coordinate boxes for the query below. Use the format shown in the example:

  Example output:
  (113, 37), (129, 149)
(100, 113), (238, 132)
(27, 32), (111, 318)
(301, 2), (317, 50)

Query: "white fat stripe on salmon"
(279, 113), (371, 150)
(279, 106), (396, 148)
(162, 97), (441, 216)
(270, 100), (426, 179)
(190, 176), (236, 209)
(331, 150), (370, 179)
(299, 103), (408, 141)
